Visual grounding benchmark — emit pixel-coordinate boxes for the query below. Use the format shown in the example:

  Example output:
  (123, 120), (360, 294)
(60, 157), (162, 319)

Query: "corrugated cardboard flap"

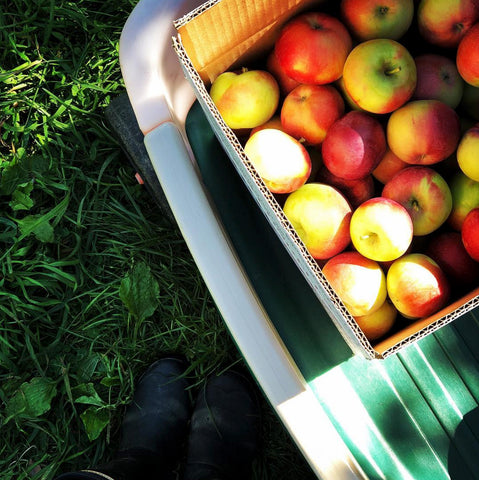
(175, 0), (320, 84)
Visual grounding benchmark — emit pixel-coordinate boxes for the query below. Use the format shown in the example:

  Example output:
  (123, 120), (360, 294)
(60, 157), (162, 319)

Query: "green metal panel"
(185, 101), (479, 480)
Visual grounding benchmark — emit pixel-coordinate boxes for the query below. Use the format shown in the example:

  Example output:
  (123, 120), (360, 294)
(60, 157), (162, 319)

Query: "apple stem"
(385, 66), (401, 76)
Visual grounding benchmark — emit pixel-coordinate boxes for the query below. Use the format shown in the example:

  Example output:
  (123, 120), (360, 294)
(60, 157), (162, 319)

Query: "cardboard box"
(172, 0), (479, 359)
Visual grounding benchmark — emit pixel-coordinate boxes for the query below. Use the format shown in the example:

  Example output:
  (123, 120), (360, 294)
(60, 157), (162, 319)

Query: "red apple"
(387, 253), (450, 319)
(457, 22), (479, 87)
(342, 39), (417, 114)
(316, 166), (375, 208)
(448, 171), (479, 230)
(341, 0), (414, 41)
(413, 54), (465, 109)
(372, 148), (409, 184)
(382, 166), (453, 236)
(387, 100), (461, 165)
(427, 231), (479, 286)
(274, 12), (353, 85)
(462, 207), (479, 260)
(266, 50), (300, 96)
(283, 183), (352, 260)
(349, 197), (414, 262)
(418, 0), (478, 48)
(281, 84), (345, 146)
(322, 111), (387, 180)
(323, 251), (387, 317)
(244, 129), (311, 194)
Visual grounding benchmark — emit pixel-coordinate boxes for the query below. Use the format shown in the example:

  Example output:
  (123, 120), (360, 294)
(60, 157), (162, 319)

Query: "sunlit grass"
(0, 1), (315, 479)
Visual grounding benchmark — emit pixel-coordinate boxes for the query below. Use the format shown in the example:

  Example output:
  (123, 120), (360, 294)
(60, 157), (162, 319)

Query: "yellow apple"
(209, 69), (279, 130)
(457, 124), (479, 182)
(354, 299), (397, 341)
(350, 197), (413, 262)
(323, 251), (387, 317)
(283, 183), (352, 260)
(244, 129), (311, 194)
(387, 253), (450, 319)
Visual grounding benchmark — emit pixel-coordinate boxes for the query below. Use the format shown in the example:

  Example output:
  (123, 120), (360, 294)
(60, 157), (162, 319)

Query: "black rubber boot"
(56, 356), (192, 480)
(183, 369), (261, 480)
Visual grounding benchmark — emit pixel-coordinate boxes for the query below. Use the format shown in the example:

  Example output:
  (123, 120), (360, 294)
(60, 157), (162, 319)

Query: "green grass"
(0, 1), (315, 478)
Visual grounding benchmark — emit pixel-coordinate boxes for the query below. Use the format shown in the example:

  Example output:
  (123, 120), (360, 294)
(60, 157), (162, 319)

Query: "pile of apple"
(209, 0), (479, 341)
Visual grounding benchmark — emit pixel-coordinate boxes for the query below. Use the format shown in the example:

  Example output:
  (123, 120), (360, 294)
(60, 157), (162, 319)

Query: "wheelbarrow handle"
(144, 120), (365, 480)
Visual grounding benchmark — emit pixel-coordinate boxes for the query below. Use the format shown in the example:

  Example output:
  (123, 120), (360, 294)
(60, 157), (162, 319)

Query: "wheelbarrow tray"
(119, 1), (479, 478)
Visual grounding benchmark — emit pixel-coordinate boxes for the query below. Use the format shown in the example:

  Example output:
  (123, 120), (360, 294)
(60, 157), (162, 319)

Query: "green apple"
(342, 39), (416, 114)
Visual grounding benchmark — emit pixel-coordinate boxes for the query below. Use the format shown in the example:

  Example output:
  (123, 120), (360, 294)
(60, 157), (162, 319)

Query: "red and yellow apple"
(266, 50), (300, 96)
(244, 129), (311, 194)
(354, 299), (398, 341)
(448, 171), (479, 230)
(387, 253), (450, 319)
(322, 111), (387, 180)
(457, 123), (479, 181)
(413, 54), (465, 109)
(350, 197), (414, 262)
(462, 207), (479, 260)
(372, 148), (409, 184)
(210, 69), (279, 130)
(274, 12), (352, 85)
(427, 231), (479, 286)
(457, 22), (479, 87)
(316, 166), (375, 208)
(335, 76), (362, 111)
(387, 99), (461, 165)
(342, 39), (417, 114)
(382, 166), (453, 236)
(340, 0), (414, 41)
(322, 251), (387, 317)
(281, 84), (345, 146)
(283, 183), (352, 260)
(417, 0), (478, 48)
